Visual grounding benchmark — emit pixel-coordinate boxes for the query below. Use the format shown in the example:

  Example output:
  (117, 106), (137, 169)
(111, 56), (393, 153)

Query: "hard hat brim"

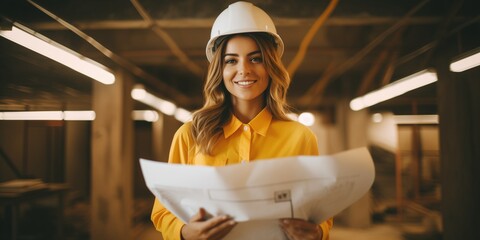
(205, 31), (284, 62)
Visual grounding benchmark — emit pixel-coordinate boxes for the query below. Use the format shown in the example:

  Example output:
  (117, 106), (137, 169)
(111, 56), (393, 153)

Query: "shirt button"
(243, 125), (249, 131)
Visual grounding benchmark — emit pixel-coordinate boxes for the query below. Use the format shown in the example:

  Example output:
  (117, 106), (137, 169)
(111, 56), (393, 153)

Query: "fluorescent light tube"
(63, 111), (96, 120)
(0, 111), (95, 120)
(131, 85), (178, 116)
(393, 115), (438, 124)
(174, 108), (192, 123)
(0, 111), (63, 120)
(131, 85), (193, 122)
(0, 110), (182, 122)
(350, 69), (437, 111)
(371, 113), (383, 123)
(450, 48), (480, 72)
(298, 112), (315, 126)
(286, 113), (299, 121)
(132, 110), (159, 122)
(0, 23), (115, 85)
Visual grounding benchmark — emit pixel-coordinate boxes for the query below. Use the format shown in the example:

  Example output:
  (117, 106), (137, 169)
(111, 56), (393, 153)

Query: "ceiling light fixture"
(63, 111), (96, 121)
(0, 111), (96, 121)
(132, 110), (159, 122)
(298, 112), (315, 126)
(286, 113), (299, 121)
(174, 108), (192, 123)
(131, 85), (177, 116)
(0, 110), (165, 122)
(350, 69), (437, 111)
(450, 48), (480, 72)
(393, 114), (438, 125)
(0, 22), (115, 85)
(371, 113), (383, 123)
(131, 84), (192, 122)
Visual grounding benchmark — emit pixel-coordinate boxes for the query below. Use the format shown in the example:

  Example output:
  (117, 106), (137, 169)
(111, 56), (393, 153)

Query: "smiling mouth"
(235, 80), (256, 86)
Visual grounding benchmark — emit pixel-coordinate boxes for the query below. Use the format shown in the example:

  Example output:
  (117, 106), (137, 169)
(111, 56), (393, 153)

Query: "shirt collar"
(223, 107), (272, 138)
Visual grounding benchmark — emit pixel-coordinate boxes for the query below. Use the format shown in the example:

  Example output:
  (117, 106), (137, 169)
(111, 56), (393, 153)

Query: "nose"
(238, 59), (251, 76)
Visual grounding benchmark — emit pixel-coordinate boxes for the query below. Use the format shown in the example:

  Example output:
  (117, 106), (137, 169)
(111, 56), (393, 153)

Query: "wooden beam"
(356, 50), (389, 96)
(296, 62), (336, 107)
(130, 0), (204, 78)
(28, 16), (455, 31)
(380, 54), (397, 86)
(379, 29), (404, 86)
(302, 0), (431, 105)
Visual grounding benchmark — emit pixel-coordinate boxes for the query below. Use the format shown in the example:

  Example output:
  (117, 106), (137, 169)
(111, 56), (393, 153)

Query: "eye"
(224, 58), (237, 64)
(250, 56), (263, 63)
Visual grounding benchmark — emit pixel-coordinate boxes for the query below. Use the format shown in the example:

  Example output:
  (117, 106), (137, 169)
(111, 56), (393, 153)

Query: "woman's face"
(222, 35), (269, 106)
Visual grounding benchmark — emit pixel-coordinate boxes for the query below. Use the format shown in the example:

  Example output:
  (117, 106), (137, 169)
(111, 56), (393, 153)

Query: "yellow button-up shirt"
(151, 108), (333, 240)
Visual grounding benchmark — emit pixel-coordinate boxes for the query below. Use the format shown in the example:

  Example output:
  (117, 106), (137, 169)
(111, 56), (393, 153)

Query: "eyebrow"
(224, 50), (261, 57)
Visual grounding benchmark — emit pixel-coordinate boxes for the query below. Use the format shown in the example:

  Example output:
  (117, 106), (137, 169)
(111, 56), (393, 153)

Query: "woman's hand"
(181, 208), (237, 240)
(279, 218), (323, 240)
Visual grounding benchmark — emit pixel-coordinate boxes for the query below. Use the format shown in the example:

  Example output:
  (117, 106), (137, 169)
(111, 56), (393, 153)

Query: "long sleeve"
(319, 217), (334, 240)
(151, 198), (184, 240)
(150, 123), (193, 240)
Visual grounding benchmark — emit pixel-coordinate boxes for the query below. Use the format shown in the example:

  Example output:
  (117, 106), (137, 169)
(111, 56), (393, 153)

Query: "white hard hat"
(205, 1), (284, 62)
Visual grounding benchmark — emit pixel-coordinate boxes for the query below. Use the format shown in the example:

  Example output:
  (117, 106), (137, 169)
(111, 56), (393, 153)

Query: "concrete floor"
(56, 197), (440, 240)
(136, 223), (406, 240)
(10, 197), (440, 240)
(330, 224), (404, 240)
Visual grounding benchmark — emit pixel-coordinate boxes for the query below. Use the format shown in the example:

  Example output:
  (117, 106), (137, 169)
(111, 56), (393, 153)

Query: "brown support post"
(436, 55), (480, 240)
(411, 124), (422, 201)
(395, 146), (403, 217)
(411, 102), (422, 201)
(91, 69), (134, 240)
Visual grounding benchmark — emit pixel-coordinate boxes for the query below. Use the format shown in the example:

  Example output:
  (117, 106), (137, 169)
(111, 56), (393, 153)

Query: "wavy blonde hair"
(191, 32), (292, 155)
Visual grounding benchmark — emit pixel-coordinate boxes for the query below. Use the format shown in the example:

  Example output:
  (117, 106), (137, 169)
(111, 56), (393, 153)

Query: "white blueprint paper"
(140, 147), (375, 239)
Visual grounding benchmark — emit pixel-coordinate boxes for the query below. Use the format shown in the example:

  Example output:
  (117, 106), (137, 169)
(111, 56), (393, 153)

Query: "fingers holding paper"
(181, 208), (237, 240)
(279, 218), (323, 240)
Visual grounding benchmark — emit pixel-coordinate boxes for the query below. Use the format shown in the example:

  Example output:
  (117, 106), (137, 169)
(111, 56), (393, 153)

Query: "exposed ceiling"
(0, 0), (478, 116)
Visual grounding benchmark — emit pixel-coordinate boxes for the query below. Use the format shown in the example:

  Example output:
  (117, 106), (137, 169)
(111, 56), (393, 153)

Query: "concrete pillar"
(91, 69), (134, 240)
(436, 56), (480, 240)
(152, 113), (165, 162)
(336, 100), (372, 228)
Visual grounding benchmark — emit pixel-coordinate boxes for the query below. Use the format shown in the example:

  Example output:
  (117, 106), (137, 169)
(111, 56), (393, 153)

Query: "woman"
(151, 2), (333, 239)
